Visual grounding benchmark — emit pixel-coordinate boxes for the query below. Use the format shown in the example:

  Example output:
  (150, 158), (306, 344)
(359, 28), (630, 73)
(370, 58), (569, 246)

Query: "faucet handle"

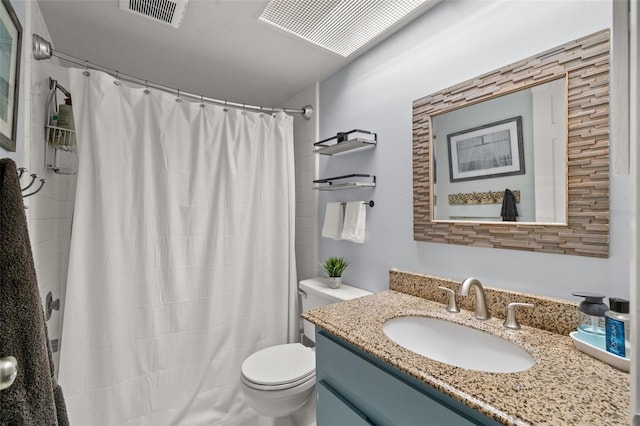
(503, 302), (534, 330)
(438, 286), (460, 313)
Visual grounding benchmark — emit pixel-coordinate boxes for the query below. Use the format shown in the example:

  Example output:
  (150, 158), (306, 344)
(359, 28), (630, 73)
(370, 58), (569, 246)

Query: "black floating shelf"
(314, 129), (377, 156)
(313, 174), (373, 184)
(313, 174), (376, 191)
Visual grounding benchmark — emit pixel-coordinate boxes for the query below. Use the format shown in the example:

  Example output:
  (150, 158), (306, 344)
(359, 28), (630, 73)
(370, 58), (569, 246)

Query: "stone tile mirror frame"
(413, 30), (610, 258)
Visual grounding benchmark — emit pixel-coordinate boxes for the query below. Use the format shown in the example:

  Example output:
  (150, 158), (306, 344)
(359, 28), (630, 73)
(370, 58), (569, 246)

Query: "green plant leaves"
(322, 256), (349, 277)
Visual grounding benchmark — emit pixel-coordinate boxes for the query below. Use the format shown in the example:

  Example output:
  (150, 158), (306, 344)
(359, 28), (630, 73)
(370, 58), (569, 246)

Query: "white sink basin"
(383, 316), (534, 373)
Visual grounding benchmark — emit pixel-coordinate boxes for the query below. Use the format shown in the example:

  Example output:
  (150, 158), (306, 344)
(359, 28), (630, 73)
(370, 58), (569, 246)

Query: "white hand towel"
(322, 202), (344, 240)
(341, 201), (366, 243)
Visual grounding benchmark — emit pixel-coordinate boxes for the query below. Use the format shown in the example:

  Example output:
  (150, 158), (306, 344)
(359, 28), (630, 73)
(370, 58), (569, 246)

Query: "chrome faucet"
(503, 302), (534, 330)
(460, 277), (490, 320)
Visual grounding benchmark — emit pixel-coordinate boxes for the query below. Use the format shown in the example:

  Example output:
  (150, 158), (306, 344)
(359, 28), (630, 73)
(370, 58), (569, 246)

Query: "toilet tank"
(299, 278), (372, 343)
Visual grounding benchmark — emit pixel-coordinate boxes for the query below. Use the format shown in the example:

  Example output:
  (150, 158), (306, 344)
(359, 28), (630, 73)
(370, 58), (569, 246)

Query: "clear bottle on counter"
(605, 297), (630, 359)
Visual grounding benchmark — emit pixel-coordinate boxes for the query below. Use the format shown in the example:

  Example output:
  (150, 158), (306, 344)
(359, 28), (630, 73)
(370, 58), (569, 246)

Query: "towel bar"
(340, 201), (374, 208)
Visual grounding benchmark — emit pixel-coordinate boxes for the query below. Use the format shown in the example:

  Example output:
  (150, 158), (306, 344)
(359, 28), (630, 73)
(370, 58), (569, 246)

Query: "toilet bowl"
(240, 343), (315, 419)
(240, 278), (372, 424)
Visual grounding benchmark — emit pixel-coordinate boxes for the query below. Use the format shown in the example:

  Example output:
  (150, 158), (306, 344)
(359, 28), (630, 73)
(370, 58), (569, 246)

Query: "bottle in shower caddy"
(605, 297), (630, 358)
(572, 292), (608, 349)
(48, 110), (60, 146)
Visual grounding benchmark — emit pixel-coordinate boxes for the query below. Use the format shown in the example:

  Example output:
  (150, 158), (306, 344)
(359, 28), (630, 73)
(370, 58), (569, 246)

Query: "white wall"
(318, 0), (630, 301)
(24, 1), (78, 373)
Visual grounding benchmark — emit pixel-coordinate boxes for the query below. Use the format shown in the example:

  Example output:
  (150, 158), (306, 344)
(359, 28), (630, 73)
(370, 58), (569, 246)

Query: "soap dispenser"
(572, 292), (608, 349)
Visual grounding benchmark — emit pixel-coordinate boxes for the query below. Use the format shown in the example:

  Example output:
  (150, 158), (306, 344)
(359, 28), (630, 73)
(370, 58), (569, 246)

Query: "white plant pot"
(328, 277), (342, 289)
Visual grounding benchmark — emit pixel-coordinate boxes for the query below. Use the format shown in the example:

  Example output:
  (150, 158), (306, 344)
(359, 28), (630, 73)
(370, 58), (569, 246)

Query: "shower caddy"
(44, 77), (76, 175)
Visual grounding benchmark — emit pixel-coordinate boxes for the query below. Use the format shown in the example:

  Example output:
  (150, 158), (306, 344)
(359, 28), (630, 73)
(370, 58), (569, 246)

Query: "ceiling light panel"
(259, 0), (431, 57)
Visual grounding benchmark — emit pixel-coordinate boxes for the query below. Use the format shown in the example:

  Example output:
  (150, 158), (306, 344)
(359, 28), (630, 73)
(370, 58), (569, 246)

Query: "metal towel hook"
(21, 173), (38, 191)
(22, 179), (47, 198)
(18, 169), (47, 197)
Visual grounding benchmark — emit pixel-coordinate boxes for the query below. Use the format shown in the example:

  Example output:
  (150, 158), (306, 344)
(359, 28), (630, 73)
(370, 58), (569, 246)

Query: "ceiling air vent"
(119, 0), (190, 28)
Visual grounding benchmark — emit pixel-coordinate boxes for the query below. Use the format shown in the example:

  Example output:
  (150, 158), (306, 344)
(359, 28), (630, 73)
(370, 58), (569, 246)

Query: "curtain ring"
(242, 104), (247, 115)
(200, 95), (205, 108)
(113, 71), (121, 86)
(143, 80), (150, 94)
(176, 89), (182, 103)
(82, 61), (90, 76)
(223, 100), (228, 112)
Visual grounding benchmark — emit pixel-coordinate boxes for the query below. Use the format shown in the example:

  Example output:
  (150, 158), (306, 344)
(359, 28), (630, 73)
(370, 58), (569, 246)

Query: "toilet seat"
(241, 371), (315, 391)
(241, 343), (315, 390)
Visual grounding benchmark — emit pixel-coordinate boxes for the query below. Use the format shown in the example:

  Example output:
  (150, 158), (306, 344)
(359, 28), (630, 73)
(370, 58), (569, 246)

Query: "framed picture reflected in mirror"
(447, 116), (524, 183)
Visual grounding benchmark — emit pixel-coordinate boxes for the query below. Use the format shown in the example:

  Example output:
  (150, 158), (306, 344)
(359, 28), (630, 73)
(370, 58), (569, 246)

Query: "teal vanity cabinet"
(315, 329), (501, 426)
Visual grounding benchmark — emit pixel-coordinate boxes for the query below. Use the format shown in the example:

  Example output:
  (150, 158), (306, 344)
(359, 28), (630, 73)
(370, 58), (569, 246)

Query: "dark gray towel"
(0, 158), (68, 426)
(500, 188), (518, 222)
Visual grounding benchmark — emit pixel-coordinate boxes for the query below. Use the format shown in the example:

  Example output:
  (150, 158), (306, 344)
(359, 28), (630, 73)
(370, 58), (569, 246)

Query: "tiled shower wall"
(25, 2), (77, 373)
(285, 85), (319, 282)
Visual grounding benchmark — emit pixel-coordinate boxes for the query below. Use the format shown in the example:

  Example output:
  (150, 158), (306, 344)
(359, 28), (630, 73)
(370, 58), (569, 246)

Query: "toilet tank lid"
(299, 278), (373, 301)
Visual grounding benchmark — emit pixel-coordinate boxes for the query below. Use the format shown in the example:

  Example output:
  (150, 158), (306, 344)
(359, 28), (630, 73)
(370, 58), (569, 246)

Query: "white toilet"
(240, 278), (372, 425)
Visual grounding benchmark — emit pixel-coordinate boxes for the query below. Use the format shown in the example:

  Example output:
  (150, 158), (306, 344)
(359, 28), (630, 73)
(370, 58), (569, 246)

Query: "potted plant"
(322, 257), (349, 288)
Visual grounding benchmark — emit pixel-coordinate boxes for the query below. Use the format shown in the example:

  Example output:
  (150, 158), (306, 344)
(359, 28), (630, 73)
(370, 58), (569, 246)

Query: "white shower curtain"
(59, 69), (298, 425)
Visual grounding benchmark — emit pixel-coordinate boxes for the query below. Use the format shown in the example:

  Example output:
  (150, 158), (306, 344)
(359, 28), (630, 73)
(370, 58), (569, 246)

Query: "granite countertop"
(302, 290), (630, 426)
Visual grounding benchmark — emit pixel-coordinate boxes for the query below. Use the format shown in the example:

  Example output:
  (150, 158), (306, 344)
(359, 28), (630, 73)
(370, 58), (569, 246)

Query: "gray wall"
(317, 0), (629, 301)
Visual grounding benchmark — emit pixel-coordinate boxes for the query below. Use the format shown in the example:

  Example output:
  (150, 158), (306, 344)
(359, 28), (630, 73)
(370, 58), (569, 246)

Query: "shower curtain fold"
(59, 69), (297, 425)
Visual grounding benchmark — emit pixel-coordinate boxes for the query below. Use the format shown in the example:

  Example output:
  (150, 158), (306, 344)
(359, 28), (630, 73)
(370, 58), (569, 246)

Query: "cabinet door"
(317, 381), (373, 426)
(316, 330), (495, 426)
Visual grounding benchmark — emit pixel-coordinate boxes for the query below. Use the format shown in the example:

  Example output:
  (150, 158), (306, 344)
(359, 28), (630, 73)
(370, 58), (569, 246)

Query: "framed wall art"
(0, 0), (22, 152)
(447, 116), (524, 182)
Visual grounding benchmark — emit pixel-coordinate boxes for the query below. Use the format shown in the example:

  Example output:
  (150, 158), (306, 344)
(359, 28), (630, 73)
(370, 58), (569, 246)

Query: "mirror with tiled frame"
(412, 30), (610, 258)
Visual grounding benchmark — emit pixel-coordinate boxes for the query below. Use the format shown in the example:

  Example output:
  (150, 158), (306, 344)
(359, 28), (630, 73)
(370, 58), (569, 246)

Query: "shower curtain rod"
(32, 34), (314, 120)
